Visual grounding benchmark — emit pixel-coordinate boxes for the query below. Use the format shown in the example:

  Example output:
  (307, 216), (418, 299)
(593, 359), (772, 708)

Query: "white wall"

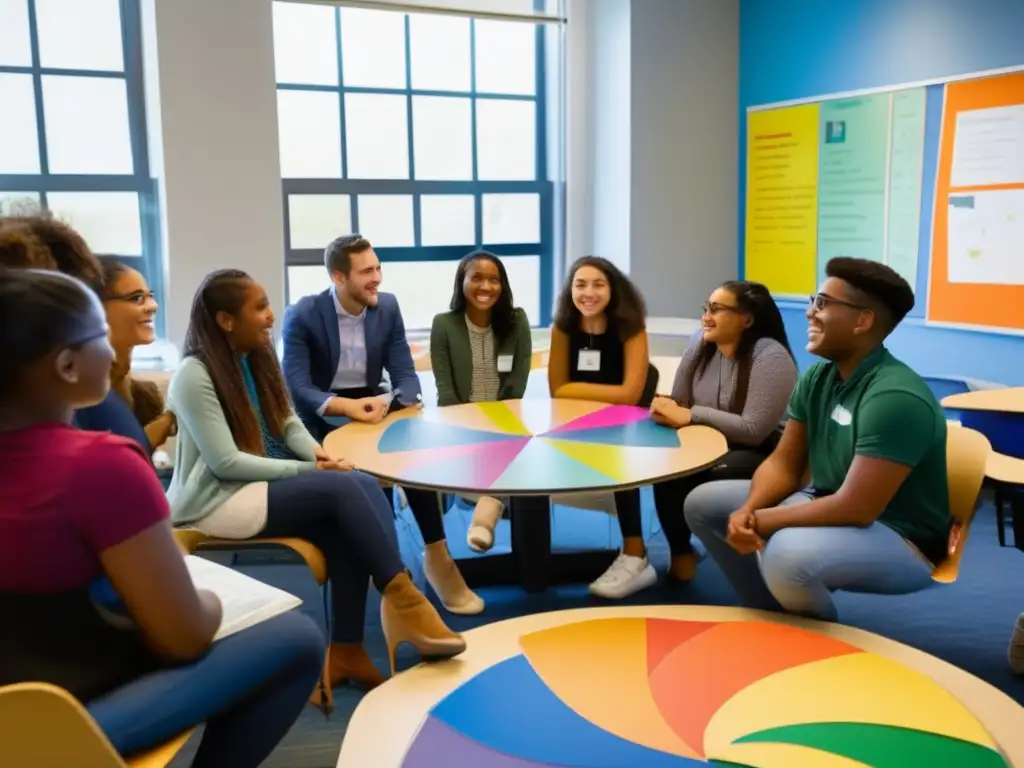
(141, 0), (286, 349)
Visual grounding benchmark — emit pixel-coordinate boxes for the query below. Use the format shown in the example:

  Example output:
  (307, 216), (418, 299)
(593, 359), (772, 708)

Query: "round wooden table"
(942, 388), (1024, 414)
(337, 606), (1024, 767)
(324, 399), (727, 591)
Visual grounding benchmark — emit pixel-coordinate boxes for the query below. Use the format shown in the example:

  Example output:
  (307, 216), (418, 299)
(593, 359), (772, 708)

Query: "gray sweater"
(669, 332), (798, 446)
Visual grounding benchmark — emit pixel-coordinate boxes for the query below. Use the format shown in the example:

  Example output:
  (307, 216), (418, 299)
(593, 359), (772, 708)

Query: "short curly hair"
(0, 212), (103, 292)
(826, 256), (915, 331)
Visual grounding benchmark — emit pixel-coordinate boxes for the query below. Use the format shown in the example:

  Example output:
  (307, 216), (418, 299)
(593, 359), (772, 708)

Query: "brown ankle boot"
(381, 572), (466, 675)
(668, 553), (698, 583)
(423, 541), (484, 615)
(309, 656), (334, 717)
(308, 644), (385, 714)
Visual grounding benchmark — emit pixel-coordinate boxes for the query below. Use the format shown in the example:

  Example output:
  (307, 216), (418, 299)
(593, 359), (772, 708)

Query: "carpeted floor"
(171, 492), (1024, 767)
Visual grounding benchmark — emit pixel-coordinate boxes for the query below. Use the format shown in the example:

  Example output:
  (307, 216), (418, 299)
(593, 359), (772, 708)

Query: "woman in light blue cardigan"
(167, 270), (464, 707)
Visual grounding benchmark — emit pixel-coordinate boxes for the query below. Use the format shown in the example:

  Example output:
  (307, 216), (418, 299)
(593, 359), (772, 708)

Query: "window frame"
(0, 0), (163, 336)
(277, 2), (555, 328)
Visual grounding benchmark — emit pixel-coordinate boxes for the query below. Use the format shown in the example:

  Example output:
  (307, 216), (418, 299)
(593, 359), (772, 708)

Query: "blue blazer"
(282, 289), (421, 440)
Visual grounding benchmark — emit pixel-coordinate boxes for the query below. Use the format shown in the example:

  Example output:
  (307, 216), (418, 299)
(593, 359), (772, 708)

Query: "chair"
(932, 425), (991, 584)
(0, 682), (192, 767)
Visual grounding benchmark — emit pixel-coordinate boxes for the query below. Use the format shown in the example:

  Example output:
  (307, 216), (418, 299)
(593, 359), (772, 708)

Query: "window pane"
(502, 254), (540, 325)
(476, 99), (535, 180)
(357, 195), (414, 247)
(409, 13), (470, 92)
(474, 20), (536, 95)
(483, 193), (540, 244)
(47, 192), (142, 255)
(412, 96), (471, 181)
(0, 0), (32, 66)
(0, 73), (40, 173)
(288, 194), (352, 249)
(340, 7), (406, 89)
(344, 93), (409, 180)
(42, 75), (133, 174)
(379, 260), (459, 331)
(272, 2), (338, 86)
(0, 192), (40, 216)
(420, 195), (474, 246)
(36, 0), (124, 72)
(277, 90), (341, 178)
(287, 265), (330, 305)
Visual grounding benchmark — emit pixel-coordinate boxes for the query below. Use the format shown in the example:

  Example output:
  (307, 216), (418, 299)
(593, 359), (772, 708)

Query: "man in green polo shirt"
(684, 257), (949, 621)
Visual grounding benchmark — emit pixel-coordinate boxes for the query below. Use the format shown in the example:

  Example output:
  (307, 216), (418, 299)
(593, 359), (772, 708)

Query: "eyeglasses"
(106, 290), (156, 306)
(808, 293), (864, 312)
(702, 302), (741, 315)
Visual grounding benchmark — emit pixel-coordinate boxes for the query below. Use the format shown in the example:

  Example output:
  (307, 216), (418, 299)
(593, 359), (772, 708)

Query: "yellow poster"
(745, 104), (820, 296)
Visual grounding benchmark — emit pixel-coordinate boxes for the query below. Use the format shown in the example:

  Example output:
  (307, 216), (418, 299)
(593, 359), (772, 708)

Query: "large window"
(273, 1), (556, 329)
(0, 0), (162, 333)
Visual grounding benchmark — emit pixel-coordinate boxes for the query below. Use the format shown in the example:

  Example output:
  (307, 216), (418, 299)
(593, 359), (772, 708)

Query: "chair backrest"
(933, 425), (991, 583)
(0, 683), (127, 767)
(639, 363), (660, 408)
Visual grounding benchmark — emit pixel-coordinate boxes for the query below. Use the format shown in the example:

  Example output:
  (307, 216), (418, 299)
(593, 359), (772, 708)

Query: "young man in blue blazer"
(282, 235), (483, 615)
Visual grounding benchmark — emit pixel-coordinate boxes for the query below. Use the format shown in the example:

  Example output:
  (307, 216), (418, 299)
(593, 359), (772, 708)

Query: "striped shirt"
(466, 316), (501, 403)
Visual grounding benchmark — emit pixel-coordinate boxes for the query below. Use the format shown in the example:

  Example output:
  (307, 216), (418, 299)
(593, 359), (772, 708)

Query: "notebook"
(184, 555), (304, 641)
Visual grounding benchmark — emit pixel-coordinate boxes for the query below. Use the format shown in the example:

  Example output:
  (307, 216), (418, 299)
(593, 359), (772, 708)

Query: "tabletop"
(323, 399), (728, 495)
(942, 388), (1024, 414)
(337, 605), (1024, 768)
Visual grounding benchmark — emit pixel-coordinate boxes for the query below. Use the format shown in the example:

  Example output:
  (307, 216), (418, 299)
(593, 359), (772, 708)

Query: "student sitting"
(599, 281), (798, 598)
(0, 268), (324, 767)
(167, 269), (465, 703)
(76, 258), (176, 459)
(685, 258), (948, 621)
(547, 256), (655, 597)
(430, 250), (532, 552)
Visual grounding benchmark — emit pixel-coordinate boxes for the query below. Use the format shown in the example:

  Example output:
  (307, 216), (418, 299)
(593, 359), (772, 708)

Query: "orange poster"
(928, 71), (1024, 331)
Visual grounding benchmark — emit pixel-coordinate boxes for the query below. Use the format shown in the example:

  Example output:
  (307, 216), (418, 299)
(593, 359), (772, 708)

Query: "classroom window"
(0, 0), (163, 336)
(273, 0), (560, 329)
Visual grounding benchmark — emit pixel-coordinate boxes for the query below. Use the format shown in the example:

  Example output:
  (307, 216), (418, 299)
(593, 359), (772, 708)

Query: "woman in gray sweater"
(590, 281), (798, 599)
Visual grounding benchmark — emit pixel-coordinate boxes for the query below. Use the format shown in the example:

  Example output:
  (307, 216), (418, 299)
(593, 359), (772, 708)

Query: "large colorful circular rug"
(337, 607), (1023, 767)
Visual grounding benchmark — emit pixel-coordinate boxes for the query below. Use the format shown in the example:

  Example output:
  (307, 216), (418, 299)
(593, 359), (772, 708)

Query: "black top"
(567, 323), (625, 386)
(75, 390), (153, 456)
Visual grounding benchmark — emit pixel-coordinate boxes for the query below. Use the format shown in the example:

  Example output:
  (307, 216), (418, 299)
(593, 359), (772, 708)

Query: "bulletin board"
(743, 67), (1024, 334)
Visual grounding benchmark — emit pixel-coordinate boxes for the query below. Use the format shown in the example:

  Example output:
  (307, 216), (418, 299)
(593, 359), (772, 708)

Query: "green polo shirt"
(787, 345), (950, 563)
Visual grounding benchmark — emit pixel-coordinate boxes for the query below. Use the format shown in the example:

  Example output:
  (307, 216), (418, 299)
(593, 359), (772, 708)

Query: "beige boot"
(423, 540), (484, 615)
(381, 572), (467, 675)
(466, 496), (504, 553)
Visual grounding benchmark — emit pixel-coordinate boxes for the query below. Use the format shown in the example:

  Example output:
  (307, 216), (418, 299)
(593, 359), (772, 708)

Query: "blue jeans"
(88, 611), (324, 766)
(684, 480), (935, 621)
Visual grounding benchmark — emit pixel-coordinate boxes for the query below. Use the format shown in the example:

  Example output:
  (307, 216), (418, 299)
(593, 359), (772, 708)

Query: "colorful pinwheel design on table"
(401, 618), (1009, 767)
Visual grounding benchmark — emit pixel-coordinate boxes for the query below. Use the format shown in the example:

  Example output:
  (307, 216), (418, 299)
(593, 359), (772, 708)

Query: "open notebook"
(184, 555), (304, 641)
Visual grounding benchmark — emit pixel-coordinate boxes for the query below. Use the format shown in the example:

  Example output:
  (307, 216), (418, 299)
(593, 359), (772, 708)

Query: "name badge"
(496, 354), (514, 373)
(577, 349), (602, 372)
(830, 404), (852, 426)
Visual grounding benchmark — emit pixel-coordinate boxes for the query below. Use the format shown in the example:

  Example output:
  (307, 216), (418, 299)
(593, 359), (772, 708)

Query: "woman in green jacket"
(430, 250), (532, 552)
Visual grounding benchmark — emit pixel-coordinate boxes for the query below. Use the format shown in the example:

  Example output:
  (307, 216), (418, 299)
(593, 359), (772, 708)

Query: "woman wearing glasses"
(76, 258), (177, 460)
(598, 280), (798, 599)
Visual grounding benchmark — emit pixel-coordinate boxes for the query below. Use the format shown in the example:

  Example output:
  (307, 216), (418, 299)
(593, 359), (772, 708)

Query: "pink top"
(0, 423), (169, 594)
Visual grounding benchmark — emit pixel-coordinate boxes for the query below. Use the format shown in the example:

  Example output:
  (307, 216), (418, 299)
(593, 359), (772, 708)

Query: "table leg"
(1010, 488), (1024, 553)
(511, 495), (551, 593)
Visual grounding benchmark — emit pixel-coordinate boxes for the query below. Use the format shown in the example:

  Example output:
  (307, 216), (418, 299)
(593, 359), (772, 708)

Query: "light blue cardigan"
(166, 356), (320, 525)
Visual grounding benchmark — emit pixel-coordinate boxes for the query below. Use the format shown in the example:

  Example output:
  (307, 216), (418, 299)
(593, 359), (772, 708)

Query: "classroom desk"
(324, 399), (727, 592)
(337, 605), (1024, 767)
(942, 387), (1024, 413)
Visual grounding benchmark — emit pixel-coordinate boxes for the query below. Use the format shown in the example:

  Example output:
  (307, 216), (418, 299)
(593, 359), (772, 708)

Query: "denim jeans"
(684, 480), (934, 621)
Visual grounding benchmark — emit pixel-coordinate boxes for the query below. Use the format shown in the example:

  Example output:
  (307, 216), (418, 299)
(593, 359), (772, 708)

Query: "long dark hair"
(182, 269), (292, 456)
(683, 280), (793, 413)
(553, 256), (646, 341)
(449, 250), (517, 342)
(0, 268), (99, 399)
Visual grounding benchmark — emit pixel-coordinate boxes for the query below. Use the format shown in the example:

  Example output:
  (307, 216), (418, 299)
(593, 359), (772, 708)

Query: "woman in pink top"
(0, 267), (324, 767)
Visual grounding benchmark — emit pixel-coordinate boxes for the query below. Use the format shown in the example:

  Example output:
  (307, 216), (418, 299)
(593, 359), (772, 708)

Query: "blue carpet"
(174, 492), (1024, 767)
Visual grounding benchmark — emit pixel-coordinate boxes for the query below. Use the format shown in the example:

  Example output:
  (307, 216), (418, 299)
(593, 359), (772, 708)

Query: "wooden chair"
(0, 683), (192, 767)
(172, 528), (327, 586)
(932, 425), (991, 584)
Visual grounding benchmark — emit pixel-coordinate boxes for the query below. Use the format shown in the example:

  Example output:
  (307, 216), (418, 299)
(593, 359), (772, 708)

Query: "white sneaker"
(588, 554), (657, 599)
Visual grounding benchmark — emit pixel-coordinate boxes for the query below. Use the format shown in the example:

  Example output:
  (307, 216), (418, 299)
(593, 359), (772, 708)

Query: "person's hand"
(650, 397), (692, 428)
(347, 397), (388, 424)
(314, 444), (354, 472)
(726, 508), (764, 554)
